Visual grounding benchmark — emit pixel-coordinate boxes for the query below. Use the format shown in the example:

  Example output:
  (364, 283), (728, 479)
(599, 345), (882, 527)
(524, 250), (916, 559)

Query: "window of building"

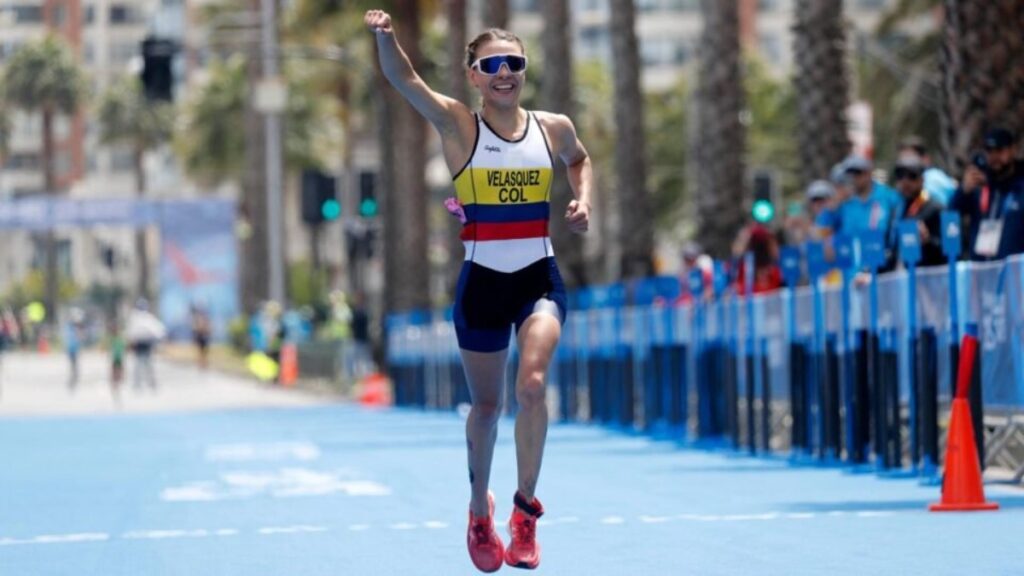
(4, 153), (41, 171)
(109, 4), (143, 24)
(10, 5), (44, 23)
(0, 40), (25, 63)
(84, 4), (94, 24)
(511, 0), (538, 12)
(760, 33), (782, 63)
(856, 0), (886, 8)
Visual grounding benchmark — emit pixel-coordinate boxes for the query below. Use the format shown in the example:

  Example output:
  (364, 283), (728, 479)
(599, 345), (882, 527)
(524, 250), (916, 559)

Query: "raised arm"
(539, 112), (593, 234)
(365, 10), (466, 134)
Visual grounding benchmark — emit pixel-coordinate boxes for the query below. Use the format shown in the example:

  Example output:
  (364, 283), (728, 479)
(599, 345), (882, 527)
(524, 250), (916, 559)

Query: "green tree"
(1, 36), (88, 326)
(175, 55), (335, 311)
(97, 76), (174, 300)
(939, 0), (1024, 172)
(793, 0), (850, 189)
(695, 0), (746, 260)
(745, 57), (799, 206)
(611, 0), (654, 278)
(644, 79), (688, 232)
(540, 0), (588, 286)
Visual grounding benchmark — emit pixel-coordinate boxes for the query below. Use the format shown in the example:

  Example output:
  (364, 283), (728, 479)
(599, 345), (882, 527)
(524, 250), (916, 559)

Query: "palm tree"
(939, 0), (1024, 172)
(381, 0), (430, 313)
(610, 0), (654, 278)
(1, 36), (88, 327)
(176, 56), (333, 311)
(97, 76), (174, 300)
(444, 0), (469, 294)
(793, 0), (850, 189)
(695, 0), (746, 260)
(482, 0), (509, 30)
(538, 0), (587, 286)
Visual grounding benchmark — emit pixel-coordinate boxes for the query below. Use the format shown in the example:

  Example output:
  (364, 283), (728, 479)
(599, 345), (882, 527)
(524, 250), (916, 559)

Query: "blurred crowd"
(680, 127), (1024, 296)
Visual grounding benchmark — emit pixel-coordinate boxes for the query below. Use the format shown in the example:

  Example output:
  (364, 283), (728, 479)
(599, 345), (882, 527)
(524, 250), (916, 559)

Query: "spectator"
(190, 304), (212, 370)
(732, 223), (782, 295)
(674, 241), (713, 304)
(125, 298), (166, 391)
(821, 155), (903, 254)
(891, 156), (946, 268)
(898, 136), (957, 205)
(108, 320), (125, 403)
(949, 127), (1024, 261)
(65, 311), (84, 391)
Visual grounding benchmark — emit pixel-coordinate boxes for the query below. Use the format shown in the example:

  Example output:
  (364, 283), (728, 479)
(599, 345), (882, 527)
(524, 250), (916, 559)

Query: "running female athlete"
(366, 9), (593, 572)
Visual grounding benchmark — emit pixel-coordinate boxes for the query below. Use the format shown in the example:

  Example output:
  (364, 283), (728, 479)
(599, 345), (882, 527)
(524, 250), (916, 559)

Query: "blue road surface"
(2, 404), (1023, 575)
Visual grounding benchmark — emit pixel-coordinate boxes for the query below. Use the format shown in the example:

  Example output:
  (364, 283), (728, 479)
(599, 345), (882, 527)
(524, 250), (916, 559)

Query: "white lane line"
(123, 529), (214, 540)
(257, 525), (328, 535)
(0, 533), (110, 546)
(0, 508), (907, 547)
(856, 511), (894, 518)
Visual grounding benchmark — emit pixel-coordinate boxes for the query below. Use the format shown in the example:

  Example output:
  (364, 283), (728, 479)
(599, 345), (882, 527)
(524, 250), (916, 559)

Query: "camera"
(971, 151), (988, 171)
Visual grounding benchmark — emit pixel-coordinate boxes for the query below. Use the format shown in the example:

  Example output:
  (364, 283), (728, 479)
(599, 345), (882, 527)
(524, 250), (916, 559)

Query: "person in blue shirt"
(949, 127), (1024, 261)
(899, 136), (958, 206)
(824, 155), (903, 244)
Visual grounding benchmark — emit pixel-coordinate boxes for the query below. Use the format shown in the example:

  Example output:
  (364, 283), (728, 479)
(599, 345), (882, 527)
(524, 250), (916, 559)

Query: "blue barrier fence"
(386, 247), (1024, 476)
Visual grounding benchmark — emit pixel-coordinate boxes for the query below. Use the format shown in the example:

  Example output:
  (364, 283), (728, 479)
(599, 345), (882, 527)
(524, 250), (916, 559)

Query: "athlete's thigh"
(515, 308), (561, 374)
(460, 348), (509, 405)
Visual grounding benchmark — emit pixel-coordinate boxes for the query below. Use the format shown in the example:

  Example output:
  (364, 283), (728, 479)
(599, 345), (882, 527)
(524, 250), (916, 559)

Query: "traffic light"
(359, 171), (378, 218)
(140, 37), (175, 101)
(301, 169), (339, 225)
(751, 171), (776, 223)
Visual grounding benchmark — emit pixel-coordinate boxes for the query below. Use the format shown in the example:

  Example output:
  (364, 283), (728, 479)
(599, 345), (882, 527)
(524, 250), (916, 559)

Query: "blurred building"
(507, 0), (896, 90)
(0, 0), (184, 296)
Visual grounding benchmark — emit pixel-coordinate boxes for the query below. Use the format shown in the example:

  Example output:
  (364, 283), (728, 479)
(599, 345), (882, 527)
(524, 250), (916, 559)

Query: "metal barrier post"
(780, 247), (803, 454)
(834, 234), (856, 462)
(860, 230), (887, 470)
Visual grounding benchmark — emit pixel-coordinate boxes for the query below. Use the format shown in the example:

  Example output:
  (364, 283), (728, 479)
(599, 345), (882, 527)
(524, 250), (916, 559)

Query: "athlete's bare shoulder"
(533, 111), (584, 164)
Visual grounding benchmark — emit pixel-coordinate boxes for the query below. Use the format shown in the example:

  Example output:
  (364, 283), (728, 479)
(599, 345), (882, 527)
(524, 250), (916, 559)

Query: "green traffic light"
(359, 198), (378, 217)
(321, 199), (341, 221)
(752, 199), (775, 223)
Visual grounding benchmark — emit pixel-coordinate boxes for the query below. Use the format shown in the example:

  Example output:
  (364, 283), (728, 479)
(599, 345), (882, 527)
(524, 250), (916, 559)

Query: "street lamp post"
(257, 0), (286, 306)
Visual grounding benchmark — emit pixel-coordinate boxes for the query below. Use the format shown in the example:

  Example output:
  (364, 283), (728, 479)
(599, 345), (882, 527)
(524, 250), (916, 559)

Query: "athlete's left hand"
(565, 199), (590, 234)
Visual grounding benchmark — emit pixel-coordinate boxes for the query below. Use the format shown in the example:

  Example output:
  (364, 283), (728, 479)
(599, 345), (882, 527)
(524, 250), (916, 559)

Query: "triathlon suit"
(451, 111), (568, 353)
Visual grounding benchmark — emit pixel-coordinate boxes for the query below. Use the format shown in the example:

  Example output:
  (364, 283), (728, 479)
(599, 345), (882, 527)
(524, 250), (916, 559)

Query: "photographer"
(949, 128), (1024, 261)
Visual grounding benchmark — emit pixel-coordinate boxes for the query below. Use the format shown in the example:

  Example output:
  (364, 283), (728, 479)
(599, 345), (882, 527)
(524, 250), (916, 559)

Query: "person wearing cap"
(949, 127), (1024, 261)
(823, 155), (903, 248)
(674, 241), (713, 304)
(890, 156), (946, 268)
(898, 136), (957, 205)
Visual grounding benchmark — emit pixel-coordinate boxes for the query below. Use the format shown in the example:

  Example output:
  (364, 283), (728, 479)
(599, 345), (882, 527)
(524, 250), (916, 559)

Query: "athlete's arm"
(542, 113), (593, 234)
(365, 10), (467, 135)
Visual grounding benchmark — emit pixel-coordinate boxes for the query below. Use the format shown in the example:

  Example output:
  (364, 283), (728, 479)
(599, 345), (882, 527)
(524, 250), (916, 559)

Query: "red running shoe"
(504, 492), (544, 570)
(467, 491), (505, 573)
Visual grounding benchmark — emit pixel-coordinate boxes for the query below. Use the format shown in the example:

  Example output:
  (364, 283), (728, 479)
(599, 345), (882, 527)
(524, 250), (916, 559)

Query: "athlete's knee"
(516, 371), (546, 408)
(471, 398), (503, 424)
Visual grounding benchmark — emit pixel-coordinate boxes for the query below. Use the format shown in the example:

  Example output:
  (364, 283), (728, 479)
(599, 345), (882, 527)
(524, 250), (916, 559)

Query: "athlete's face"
(468, 40), (526, 109)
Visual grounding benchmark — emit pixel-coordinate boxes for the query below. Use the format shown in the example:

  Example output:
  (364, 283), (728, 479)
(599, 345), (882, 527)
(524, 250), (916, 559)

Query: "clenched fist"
(364, 9), (393, 35)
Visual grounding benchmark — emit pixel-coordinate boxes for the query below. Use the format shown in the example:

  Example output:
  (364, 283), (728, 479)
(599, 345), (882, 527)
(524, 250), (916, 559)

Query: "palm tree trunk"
(42, 106), (59, 329)
(482, 0), (508, 30)
(540, 0), (588, 287)
(133, 144), (149, 301)
(940, 0), (1024, 172)
(696, 0), (747, 260)
(444, 0), (469, 296)
(611, 0), (654, 279)
(794, 0), (850, 189)
(383, 0), (430, 314)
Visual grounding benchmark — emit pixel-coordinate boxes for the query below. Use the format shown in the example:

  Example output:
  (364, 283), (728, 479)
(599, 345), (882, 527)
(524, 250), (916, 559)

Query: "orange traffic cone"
(929, 331), (998, 512)
(359, 372), (390, 407)
(279, 343), (299, 387)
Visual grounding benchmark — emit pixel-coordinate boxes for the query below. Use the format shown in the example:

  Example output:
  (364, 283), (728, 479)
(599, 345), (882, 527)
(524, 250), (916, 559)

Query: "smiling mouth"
(492, 83), (516, 93)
